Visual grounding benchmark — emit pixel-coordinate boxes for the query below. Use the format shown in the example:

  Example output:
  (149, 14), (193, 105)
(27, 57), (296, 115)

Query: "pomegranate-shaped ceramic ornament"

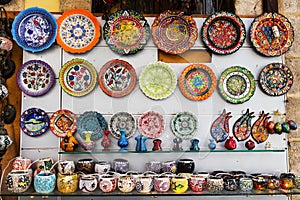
(251, 111), (270, 144)
(224, 136), (237, 150)
(266, 121), (275, 134)
(245, 139), (255, 150)
(274, 122), (283, 134)
(287, 120), (297, 130)
(233, 109), (254, 141)
(281, 122), (290, 133)
(211, 109), (232, 142)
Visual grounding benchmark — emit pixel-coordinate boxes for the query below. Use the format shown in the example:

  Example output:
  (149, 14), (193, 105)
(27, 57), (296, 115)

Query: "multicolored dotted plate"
(50, 109), (77, 138)
(138, 111), (165, 139)
(171, 111), (198, 140)
(218, 66), (256, 104)
(109, 112), (136, 139)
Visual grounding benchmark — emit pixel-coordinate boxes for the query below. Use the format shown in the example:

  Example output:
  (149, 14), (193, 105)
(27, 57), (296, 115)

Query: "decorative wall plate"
(59, 58), (97, 97)
(201, 11), (246, 55)
(16, 60), (55, 97)
(20, 107), (49, 137)
(138, 111), (165, 138)
(218, 66), (256, 104)
(11, 7), (57, 53)
(250, 12), (294, 57)
(50, 109), (77, 138)
(171, 111), (198, 140)
(99, 59), (137, 98)
(103, 10), (150, 55)
(139, 61), (177, 100)
(77, 111), (107, 141)
(56, 9), (101, 53)
(259, 63), (293, 96)
(109, 112), (136, 139)
(152, 10), (198, 54)
(179, 64), (216, 101)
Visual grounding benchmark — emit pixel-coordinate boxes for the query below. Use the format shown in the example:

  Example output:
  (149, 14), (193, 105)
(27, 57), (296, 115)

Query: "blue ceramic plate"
(12, 7), (57, 53)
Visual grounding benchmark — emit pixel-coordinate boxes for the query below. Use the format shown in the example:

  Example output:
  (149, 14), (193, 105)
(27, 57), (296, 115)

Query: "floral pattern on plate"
(171, 111), (198, 140)
(250, 13), (294, 57)
(103, 10), (150, 55)
(152, 10), (198, 54)
(59, 58), (97, 97)
(99, 59), (137, 98)
(16, 60), (55, 97)
(179, 64), (216, 101)
(20, 107), (50, 137)
(50, 109), (77, 138)
(139, 61), (177, 100)
(259, 63), (293, 96)
(11, 7), (57, 52)
(56, 9), (101, 53)
(138, 111), (165, 139)
(109, 112), (136, 139)
(218, 66), (256, 104)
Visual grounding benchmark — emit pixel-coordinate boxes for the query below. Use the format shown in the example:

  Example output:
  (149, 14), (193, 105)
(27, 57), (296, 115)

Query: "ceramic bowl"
(112, 158), (129, 174)
(34, 172), (56, 193)
(77, 158), (95, 174)
(176, 159), (195, 174)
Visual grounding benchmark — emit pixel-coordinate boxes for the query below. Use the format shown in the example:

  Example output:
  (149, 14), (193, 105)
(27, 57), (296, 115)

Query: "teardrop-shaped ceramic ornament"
(211, 109), (232, 142)
(233, 109), (255, 141)
(251, 111), (270, 144)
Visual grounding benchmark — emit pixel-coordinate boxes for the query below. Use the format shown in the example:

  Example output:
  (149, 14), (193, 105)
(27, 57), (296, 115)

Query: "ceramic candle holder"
(207, 176), (224, 192)
(57, 172), (78, 193)
(79, 174), (98, 192)
(94, 161), (111, 174)
(280, 173), (295, 189)
(112, 158), (129, 174)
(77, 158), (95, 174)
(6, 170), (32, 193)
(176, 159), (195, 174)
(145, 161), (162, 173)
(34, 157), (55, 176)
(57, 160), (75, 174)
(153, 175), (170, 193)
(171, 176), (188, 194)
(118, 174), (136, 193)
(34, 172), (56, 193)
(135, 176), (153, 193)
(99, 175), (117, 193)
(12, 157), (31, 170)
(189, 174), (207, 192)
(239, 177), (253, 191)
(162, 160), (177, 174)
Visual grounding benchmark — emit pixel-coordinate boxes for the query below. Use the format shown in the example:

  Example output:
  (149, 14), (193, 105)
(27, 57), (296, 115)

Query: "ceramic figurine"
(190, 138), (200, 151)
(135, 135), (147, 152)
(210, 109), (232, 143)
(252, 111), (270, 143)
(245, 139), (255, 150)
(224, 136), (237, 150)
(208, 138), (216, 150)
(60, 130), (78, 152)
(172, 138), (183, 151)
(101, 130), (111, 151)
(233, 109), (255, 141)
(152, 138), (162, 151)
(281, 122), (290, 133)
(118, 129), (129, 151)
(287, 120), (298, 130)
(81, 131), (95, 151)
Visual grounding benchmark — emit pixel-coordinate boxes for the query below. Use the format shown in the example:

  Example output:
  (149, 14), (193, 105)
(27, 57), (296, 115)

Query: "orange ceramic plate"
(56, 9), (100, 53)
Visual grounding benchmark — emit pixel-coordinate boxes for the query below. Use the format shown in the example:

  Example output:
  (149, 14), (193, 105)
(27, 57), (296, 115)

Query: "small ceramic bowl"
(34, 172), (56, 193)
(112, 158), (129, 174)
(176, 159), (195, 174)
(77, 158), (95, 174)
(94, 161), (111, 174)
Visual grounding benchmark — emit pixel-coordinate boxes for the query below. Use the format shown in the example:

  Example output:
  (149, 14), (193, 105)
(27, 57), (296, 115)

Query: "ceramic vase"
(118, 129), (129, 151)
(60, 130), (78, 152)
(101, 130), (111, 151)
(190, 138), (200, 151)
(208, 138), (216, 150)
(135, 135), (147, 152)
(152, 138), (162, 151)
(172, 138), (183, 151)
(81, 131), (95, 151)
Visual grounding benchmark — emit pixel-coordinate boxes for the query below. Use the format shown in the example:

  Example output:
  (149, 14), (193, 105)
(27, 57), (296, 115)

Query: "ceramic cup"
(223, 175), (238, 191)
(280, 173), (295, 189)
(239, 177), (253, 191)
(57, 172), (78, 193)
(12, 157), (31, 170)
(176, 159), (195, 174)
(112, 158), (129, 174)
(6, 170), (32, 193)
(171, 176), (189, 194)
(162, 160), (177, 174)
(79, 174), (98, 192)
(118, 174), (136, 193)
(294, 176), (300, 189)
(77, 158), (95, 174)
(253, 175), (269, 191)
(136, 176), (153, 193)
(267, 175), (280, 190)
(57, 160), (75, 174)
(153, 175), (170, 193)
(207, 176), (224, 192)
(189, 174), (207, 192)
(126, 171), (143, 184)
(34, 172), (56, 193)
(99, 175), (117, 193)
(145, 161), (162, 174)
(94, 161), (111, 174)
(34, 157), (55, 176)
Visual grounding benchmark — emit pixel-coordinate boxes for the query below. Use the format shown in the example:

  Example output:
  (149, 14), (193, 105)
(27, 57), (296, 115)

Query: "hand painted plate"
(152, 10), (198, 54)
(50, 109), (77, 138)
(201, 11), (246, 55)
(109, 112), (136, 139)
(179, 64), (216, 101)
(103, 10), (150, 55)
(20, 107), (49, 137)
(99, 59), (137, 98)
(56, 9), (101, 53)
(250, 12), (294, 57)
(16, 60), (55, 97)
(77, 111), (107, 141)
(139, 61), (177, 100)
(11, 7), (57, 53)
(138, 111), (165, 138)
(171, 111), (198, 140)
(59, 58), (97, 97)
(218, 66), (256, 104)
(259, 63), (293, 96)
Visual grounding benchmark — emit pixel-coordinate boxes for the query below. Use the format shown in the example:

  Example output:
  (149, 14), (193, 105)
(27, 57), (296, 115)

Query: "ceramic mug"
(145, 161), (162, 174)
(207, 176), (224, 192)
(118, 174), (136, 193)
(162, 160), (177, 173)
(57, 172), (78, 193)
(6, 170), (32, 193)
(57, 160), (75, 174)
(79, 174), (98, 192)
(112, 158), (129, 174)
(239, 177), (253, 191)
(153, 175), (170, 193)
(189, 174), (207, 192)
(136, 176), (153, 193)
(99, 175), (117, 193)
(126, 171), (143, 184)
(12, 157), (31, 170)
(34, 157), (55, 176)
(77, 158), (95, 174)
(171, 176), (189, 194)
(94, 161), (111, 174)
(34, 172), (56, 193)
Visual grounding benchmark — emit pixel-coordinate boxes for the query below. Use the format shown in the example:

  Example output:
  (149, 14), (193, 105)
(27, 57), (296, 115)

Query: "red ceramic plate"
(138, 111), (165, 139)
(50, 109), (77, 138)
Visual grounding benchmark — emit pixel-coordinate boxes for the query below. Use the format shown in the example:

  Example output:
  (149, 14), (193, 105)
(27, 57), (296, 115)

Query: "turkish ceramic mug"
(6, 170), (32, 193)
(99, 175), (117, 193)
(206, 176), (224, 192)
(162, 160), (177, 173)
(57, 172), (78, 193)
(189, 174), (207, 192)
(153, 175), (170, 193)
(136, 176), (153, 193)
(34, 157), (55, 176)
(79, 174), (98, 192)
(34, 172), (56, 193)
(239, 177), (253, 191)
(57, 160), (75, 174)
(126, 171), (143, 184)
(171, 176), (189, 194)
(145, 161), (162, 173)
(118, 174), (136, 193)
(94, 161), (111, 174)
(12, 157), (31, 170)
(176, 159), (195, 174)
(112, 158), (129, 174)
(77, 158), (95, 174)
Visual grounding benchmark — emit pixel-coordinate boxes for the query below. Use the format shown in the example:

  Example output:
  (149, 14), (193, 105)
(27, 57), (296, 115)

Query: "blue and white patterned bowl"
(34, 172), (56, 193)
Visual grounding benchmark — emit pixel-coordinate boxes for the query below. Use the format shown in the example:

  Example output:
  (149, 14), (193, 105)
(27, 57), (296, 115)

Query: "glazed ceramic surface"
(49, 109), (77, 138)
(12, 157), (31, 170)
(171, 176), (189, 194)
(139, 61), (177, 100)
(152, 10), (198, 54)
(138, 111), (165, 138)
(11, 7), (57, 52)
(109, 112), (136, 139)
(57, 172), (78, 193)
(59, 58), (97, 97)
(16, 60), (55, 97)
(250, 12), (294, 56)
(118, 175), (136, 193)
(99, 59), (137, 98)
(79, 175), (98, 192)
(179, 64), (216, 101)
(56, 9), (100, 53)
(34, 172), (56, 193)
(6, 170), (32, 193)
(103, 10), (150, 55)
(218, 66), (256, 104)
(210, 109), (231, 143)
(99, 175), (117, 193)
(171, 111), (198, 140)
(201, 11), (246, 55)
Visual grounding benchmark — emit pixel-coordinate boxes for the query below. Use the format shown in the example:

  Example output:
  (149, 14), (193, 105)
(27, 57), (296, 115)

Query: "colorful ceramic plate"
(259, 63), (293, 96)
(99, 59), (137, 98)
(103, 10), (150, 55)
(50, 109), (77, 138)
(152, 10), (198, 54)
(139, 61), (177, 100)
(218, 66), (256, 104)
(56, 9), (101, 53)
(138, 111), (165, 138)
(59, 58), (97, 97)
(11, 7), (57, 53)
(109, 112), (136, 139)
(77, 111), (107, 141)
(179, 64), (216, 101)
(171, 111), (198, 140)
(20, 107), (50, 137)
(16, 60), (55, 97)
(201, 11), (246, 55)
(250, 13), (294, 57)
